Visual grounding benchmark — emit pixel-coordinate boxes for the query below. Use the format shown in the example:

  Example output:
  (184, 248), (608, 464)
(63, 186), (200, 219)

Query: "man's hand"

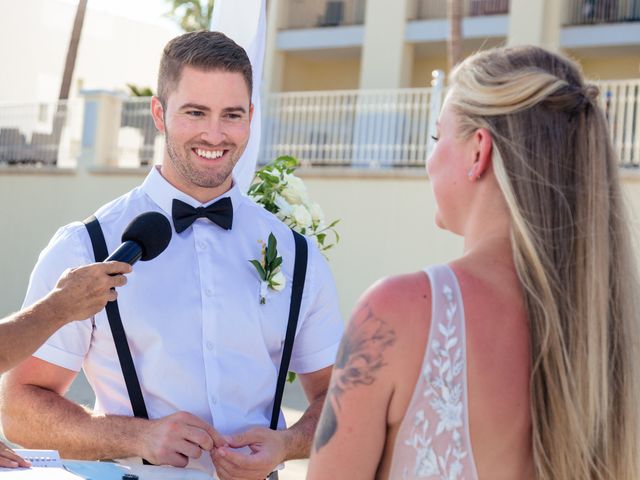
(47, 262), (132, 324)
(139, 412), (228, 468)
(211, 427), (286, 480)
(0, 441), (30, 468)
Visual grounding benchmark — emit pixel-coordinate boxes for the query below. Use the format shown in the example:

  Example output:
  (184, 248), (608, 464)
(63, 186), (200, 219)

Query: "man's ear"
(249, 103), (254, 122)
(150, 96), (166, 133)
(469, 128), (493, 181)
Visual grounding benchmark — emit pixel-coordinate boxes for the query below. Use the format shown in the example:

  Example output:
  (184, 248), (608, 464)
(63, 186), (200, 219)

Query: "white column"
(79, 90), (124, 169)
(359, 0), (414, 89)
(507, 0), (563, 51)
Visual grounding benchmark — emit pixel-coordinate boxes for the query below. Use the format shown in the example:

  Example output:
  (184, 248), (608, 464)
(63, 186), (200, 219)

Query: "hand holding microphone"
(0, 212), (172, 377)
(48, 211), (172, 321)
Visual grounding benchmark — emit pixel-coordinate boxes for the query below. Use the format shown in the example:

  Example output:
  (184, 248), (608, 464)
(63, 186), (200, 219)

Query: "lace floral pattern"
(403, 283), (469, 479)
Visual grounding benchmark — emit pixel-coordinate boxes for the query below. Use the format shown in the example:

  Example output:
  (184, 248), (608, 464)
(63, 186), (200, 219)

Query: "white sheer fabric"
(388, 265), (478, 480)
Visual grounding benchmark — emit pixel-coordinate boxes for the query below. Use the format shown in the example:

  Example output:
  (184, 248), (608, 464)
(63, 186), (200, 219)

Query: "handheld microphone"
(105, 212), (172, 265)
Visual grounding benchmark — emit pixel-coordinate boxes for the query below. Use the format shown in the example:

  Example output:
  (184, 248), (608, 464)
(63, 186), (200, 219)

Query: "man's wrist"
(32, 291), (69, 329)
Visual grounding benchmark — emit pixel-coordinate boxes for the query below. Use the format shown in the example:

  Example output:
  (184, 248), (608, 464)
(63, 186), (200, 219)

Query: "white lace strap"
(419, 264), (477, 479)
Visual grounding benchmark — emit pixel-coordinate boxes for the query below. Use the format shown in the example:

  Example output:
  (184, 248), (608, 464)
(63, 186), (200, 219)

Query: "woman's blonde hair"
(448, 46), (640, 479)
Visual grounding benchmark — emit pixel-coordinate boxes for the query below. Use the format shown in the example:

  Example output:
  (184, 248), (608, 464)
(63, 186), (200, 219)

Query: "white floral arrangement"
(248, 156), (340, 254)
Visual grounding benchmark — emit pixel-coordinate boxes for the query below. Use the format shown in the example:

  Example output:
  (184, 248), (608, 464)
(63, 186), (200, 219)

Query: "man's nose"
(201, 118), (226, 144)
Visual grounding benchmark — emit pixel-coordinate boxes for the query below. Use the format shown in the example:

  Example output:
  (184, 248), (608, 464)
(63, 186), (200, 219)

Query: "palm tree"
(166, 0), (215, 32)
(447, 0), (464, 72)
(49, 0), (88, 165)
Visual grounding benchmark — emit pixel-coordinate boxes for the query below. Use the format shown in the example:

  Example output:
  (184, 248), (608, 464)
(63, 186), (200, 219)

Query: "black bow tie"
(172, 197), (233, 234)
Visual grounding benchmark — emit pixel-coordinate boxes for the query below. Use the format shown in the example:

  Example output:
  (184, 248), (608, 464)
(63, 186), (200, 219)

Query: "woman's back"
(377, 254), (533, 479)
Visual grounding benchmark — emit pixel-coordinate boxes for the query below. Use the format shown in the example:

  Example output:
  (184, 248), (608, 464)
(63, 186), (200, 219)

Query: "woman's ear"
(468, 128), (493, 182)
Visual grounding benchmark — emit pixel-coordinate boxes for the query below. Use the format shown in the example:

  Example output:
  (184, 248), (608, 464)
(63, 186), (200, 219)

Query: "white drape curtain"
(210, 0), (267, 193)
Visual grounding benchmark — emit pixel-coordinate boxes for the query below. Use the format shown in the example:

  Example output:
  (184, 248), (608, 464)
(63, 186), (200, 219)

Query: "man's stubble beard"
(165, 131), (240, 189)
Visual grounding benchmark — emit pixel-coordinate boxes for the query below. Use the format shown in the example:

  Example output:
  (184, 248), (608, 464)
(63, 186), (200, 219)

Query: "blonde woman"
(307, 45), (640, 480)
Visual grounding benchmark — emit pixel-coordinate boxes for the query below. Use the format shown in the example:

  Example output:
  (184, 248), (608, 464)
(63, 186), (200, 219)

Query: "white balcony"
(0, 79), (638, 170)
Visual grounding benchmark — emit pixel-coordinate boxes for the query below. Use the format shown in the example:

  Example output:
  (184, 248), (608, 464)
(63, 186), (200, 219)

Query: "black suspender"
(270, 229), (308, 430)
(84, 216), (149, 422)
(83, 216), (307, 446)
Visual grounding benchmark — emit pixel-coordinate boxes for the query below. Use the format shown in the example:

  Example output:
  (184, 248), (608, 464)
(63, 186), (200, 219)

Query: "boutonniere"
(250, 233), (285, 304)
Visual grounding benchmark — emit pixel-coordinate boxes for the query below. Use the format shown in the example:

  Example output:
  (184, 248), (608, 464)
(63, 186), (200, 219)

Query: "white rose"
(281, 174), (308, 205)
(292, 204), (312, 228)
(308, 202), (324, 223)
(274, 194), (293, 217)
(270, 271), (286, 292)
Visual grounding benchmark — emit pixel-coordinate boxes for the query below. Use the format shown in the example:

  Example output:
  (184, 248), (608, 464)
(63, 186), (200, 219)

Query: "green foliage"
(248, 156), (340, 254)
(165, 0), (215, 32)
(126, 84), (155, 97)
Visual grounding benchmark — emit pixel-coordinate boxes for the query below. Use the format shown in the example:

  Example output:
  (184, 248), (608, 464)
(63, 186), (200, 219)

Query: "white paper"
(12, 449), (62, 468)
(0, 467), (83, 479)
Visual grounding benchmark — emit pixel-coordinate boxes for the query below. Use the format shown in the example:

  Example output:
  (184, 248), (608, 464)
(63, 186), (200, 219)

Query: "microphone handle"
(105, 240), (143, 266)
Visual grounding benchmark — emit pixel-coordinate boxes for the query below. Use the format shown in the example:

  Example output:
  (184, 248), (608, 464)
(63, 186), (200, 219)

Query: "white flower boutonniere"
(250, 233), (285, 305)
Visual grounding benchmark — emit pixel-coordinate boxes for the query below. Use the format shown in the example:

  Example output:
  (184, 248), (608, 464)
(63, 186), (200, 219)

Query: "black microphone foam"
(105, 212), (172, 265)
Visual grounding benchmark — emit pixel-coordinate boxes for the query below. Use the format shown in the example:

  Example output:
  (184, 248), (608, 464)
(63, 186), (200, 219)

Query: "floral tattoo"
(314, 304), (396, 451)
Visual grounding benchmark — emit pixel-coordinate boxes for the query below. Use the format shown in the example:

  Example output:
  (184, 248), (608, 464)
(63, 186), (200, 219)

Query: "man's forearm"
(281, 392), (326, 461)
(0, 300), (69, 374)
(1, 384), (147, 460)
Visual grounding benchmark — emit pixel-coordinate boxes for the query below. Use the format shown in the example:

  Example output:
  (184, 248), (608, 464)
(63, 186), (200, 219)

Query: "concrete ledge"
(296, 166), (427, 179)
(87, 165), (152, 176)
(0, 165), (76, 175)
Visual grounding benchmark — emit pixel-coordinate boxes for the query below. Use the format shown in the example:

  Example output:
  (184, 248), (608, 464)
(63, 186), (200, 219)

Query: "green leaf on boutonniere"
(249, 260), (266, 280)
(267, 233), (277, 263)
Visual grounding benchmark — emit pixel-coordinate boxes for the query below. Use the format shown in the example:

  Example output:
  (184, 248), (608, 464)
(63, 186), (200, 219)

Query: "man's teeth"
(195, 149), (224, 159)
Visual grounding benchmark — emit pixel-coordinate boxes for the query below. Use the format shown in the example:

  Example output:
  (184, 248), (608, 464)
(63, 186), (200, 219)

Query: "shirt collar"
(141, 166), (243, 216)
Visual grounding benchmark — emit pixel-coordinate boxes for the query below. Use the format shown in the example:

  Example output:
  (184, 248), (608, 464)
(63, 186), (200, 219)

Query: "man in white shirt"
(0, 31), (343, 479)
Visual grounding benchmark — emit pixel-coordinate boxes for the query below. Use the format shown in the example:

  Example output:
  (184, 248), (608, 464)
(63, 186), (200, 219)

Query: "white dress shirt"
(25, 167), (343, 474)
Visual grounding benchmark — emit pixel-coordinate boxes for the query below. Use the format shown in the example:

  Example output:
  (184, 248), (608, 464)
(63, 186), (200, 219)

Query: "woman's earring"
(468, 168), (481, 181)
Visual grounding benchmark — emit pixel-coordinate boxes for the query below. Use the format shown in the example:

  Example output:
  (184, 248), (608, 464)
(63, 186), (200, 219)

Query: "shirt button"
(205, 288), (213, 297)
(206, 341), (214, 350)
(211, 395), (217, 405)
(198, 241), (207, 250)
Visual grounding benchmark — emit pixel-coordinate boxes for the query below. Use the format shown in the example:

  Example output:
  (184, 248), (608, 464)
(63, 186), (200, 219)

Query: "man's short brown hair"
(157, 31), (253, 107)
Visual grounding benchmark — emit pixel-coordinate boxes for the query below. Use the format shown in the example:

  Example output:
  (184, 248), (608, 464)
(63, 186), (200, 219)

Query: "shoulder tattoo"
(314, 304), (396, 451)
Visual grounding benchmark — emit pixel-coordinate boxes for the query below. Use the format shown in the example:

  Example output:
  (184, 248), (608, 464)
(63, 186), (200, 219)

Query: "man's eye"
(186, 111), (204, 117)
(225, 113), (242, 119)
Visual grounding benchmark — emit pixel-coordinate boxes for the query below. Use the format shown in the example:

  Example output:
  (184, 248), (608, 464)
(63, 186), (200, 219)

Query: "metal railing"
(281, 0), (366, 29)
(117, 98), (158, 167)
(597, 79), (640, 166)
(0, 78), (638, 170)
(0, 100), (82, 168)
(564, 0), (640, 25)
(260, 86), (441, 168)
(415, 0), (509, 20)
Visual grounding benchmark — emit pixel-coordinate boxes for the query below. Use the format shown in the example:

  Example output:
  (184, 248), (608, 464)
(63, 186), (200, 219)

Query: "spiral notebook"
(0, 449), (84, 478)
(12, 449), (62, 468)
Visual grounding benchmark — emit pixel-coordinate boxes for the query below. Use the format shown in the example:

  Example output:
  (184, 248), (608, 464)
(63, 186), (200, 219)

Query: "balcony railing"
(564, 0), (640, 25)
(415, 0), (509, 20)
(597, 79), (640, 166)
(0, 78), (638, 170)
(260, 87), (440, 167)
(281, 0), (366, 29)
(0, 100), (82, 168)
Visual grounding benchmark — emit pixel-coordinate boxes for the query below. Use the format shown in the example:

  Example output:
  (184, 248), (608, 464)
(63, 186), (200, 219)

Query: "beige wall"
(411, 56), (448, 87)
(572, 54), (640, 80)
(3, 169), (640, 322)
(281, 54), (361, 91)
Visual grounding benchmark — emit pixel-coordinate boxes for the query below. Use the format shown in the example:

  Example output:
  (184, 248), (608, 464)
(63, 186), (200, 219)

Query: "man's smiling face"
(152, 65), (253, 202)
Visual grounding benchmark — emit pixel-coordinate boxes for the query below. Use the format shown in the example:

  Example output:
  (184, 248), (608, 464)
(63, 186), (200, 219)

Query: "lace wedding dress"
(388, 265), (478, 480)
